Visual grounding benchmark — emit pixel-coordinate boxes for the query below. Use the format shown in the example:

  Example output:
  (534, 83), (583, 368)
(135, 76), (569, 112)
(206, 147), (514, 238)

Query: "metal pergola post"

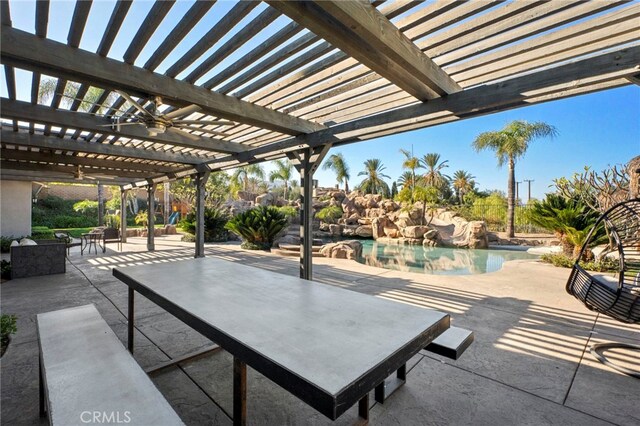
(289, 146), (331, 280)
(147, 183), (155, 252)
(194, 170), (210, 258)
(120, 188), (127, 244)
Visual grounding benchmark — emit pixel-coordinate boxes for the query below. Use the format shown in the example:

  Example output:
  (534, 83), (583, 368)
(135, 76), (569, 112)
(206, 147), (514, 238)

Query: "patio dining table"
(80, 231), (103, 255)
(113, 257), (450, 425)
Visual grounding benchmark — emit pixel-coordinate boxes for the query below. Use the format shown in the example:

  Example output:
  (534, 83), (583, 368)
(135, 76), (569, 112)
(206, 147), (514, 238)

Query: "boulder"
(398, 237), (423, 245)
(236, 191), (255, 202)
(256, 192), (276, 206)
(401, 226), (429, 239)
(358, 218), (372, 225)
(372, 217), (384, 239)
(365, 208), (386, 218)
(319, 221), (331, 232)
(275, 198), (288, 207)
(319, 240), (363, 260)
(342, 224), (359, 237)
(345, 214), (361, 225)
(384, 227), (399, 238)
(164, 225), (177, 235)
(154, 228), (164, 237)
(328, 224), (343, 237)
(125, 229), (139, 238)
(277, 234), (300, 246)
(330, 191), (346, 202)
(355, 225), (373, 238)
(423, 229), (439, 241)
(465, 221), (489, 249)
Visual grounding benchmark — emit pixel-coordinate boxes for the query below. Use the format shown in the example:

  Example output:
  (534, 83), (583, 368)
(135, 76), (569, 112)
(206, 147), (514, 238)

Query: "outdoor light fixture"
(147, 122), (166, 136)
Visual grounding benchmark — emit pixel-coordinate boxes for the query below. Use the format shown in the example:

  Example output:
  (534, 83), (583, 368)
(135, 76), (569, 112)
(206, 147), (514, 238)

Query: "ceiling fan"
(73, 166), (114, 181)
(97, 90), (236, 138)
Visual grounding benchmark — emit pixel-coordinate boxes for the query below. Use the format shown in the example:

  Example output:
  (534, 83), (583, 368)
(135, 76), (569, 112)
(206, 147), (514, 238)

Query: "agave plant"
(225, 206), (288, 250)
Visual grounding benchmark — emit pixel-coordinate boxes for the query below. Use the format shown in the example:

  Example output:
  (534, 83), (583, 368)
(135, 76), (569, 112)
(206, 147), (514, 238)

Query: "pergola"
(1, 0), (638, 278)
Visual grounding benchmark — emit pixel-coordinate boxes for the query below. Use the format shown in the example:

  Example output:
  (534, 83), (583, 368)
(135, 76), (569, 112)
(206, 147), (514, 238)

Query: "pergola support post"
(147, 183), (155, 252)
(120, 188), (128, 244)
(288, 145), (331, 280)
(194, 170), (210, 258)
(97, 182), (104, 226)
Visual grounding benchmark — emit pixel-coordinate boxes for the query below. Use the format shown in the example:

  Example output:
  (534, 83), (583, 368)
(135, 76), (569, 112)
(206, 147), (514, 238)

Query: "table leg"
(233, 358), (247, 426)
(358, 393), (369, 423)
(374, 363), (407, 404)
(128, 287), (134, 353)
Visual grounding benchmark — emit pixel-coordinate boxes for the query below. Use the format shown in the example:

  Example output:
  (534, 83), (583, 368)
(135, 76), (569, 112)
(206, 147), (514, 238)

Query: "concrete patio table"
(113, 257), (449, 425)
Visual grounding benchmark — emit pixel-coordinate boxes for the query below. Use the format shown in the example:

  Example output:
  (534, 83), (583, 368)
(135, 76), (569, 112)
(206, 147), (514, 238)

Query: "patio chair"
(53, 231), (82, 256)
(566, 198), (640, 378)
(101, 227), (122, 253)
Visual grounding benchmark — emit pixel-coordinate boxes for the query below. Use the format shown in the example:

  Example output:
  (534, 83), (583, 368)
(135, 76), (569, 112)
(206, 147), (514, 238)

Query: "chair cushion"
(19, 238), (37, 246)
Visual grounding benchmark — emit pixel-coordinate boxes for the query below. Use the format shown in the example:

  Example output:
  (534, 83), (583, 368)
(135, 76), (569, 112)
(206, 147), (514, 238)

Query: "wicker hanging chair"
(566, 198), (640, 378)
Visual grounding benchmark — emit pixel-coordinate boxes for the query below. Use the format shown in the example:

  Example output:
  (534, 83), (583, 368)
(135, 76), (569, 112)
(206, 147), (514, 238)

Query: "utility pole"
(516, 181), (522, 205)
(524, 179), (534, 202)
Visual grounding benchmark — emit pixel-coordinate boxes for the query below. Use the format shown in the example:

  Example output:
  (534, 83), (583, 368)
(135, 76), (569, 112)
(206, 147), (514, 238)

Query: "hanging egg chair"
(566, 198), (640, 378)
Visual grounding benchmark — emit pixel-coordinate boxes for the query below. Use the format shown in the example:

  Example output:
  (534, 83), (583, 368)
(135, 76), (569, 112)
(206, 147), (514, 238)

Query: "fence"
(457, 203), (551, 234)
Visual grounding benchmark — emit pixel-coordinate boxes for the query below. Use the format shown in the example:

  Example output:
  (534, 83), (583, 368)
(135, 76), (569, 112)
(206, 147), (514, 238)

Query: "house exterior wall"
(1, 180), (33, 237)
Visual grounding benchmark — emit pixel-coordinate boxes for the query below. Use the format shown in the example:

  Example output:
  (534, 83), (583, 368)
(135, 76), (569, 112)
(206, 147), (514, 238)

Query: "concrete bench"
(37, 304), (183, 426)
(425, 326), (474, 360)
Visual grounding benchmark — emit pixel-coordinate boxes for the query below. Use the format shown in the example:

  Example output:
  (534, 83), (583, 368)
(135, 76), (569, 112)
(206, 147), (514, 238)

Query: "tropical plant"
(472, 120), (558, 237)
(225, 206), (288, 250)
(413, 185), (440, 225)
(420, 153), (449, 187)
(358, 159), (391, 195)
(316, 206), (343, 224)
(452, 170), (476, 204)
(269, 159), (293, 200)
(178, 207), (230, 242)
(1, 260), (11, 280)
(399, 148), (422, 201)
(397, 171), (416, 190)
(38, 78), (117, 114)
(171, 172), (231, 208)
(231, 164), (265, 194)
(134, 211), (148, 227)
(277, 206), (298, 220)
(104, 214), (121, 230)
(390, 181), (398, 199)
(322, 153), (350, 192)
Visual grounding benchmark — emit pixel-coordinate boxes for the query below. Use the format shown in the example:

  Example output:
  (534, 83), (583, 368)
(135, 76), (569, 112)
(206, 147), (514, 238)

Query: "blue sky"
(2, 1), (639, 199)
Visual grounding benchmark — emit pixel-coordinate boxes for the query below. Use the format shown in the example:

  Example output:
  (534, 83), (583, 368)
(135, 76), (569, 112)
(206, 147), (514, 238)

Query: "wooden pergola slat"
(123, 0), (175, 65)
(97, 0), (133, 57)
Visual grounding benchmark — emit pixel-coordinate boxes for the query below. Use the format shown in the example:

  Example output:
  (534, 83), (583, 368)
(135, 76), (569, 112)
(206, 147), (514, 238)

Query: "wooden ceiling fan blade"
(163, 104), (201, 120)
(115, 90), (153, 118)
(167, 127), (200, 141)
(97, 122), (140, 127)
(172, 120), (235, 126)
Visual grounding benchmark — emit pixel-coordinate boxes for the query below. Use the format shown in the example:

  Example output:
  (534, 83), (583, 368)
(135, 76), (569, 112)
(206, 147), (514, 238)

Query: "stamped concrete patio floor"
(2, 236), (639, 425)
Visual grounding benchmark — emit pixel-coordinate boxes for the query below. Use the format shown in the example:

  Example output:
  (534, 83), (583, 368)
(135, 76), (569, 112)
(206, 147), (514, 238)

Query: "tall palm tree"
(420, 153), (450, 188)
(38, 77), (117, 113)
(269, 159), (293, 199)
(322, 153), (350, 192)
(232, 164), (265, 192)
(452, 170), (476, 204)
(472, 120), (557, 237)
(358, 159), (391, 195)
(399, 148), (422, 202)
(397, 171), (416, 190)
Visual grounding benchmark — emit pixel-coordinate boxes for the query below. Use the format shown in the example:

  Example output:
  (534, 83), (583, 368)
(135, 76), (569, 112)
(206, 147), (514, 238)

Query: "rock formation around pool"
(316, 190), (488, 249)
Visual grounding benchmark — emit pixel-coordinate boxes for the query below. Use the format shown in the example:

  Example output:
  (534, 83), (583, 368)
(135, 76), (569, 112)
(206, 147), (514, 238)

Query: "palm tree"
(269, 159), (293, 199)
(452, 170), (476, 204)
(358, 159), (391, 195)
(38, 77), (117, 113)
(322, 153), (350, 192)
(399, 148), (422, 201)
(397, 171), (416, 190)
(231, 164), (265, 192)
(472, 120), (557, 237)
(420, 153), (450, 188)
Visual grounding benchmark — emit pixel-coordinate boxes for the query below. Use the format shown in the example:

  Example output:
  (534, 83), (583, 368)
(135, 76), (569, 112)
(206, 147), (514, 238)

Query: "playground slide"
(168, 211), (180, 225)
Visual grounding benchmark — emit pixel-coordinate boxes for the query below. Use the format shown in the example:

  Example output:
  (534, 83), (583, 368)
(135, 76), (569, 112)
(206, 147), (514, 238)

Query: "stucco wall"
(1, 180), (32, 237)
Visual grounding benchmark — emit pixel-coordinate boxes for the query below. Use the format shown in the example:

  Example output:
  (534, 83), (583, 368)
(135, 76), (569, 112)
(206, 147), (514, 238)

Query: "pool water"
(356, 241), (539, 275)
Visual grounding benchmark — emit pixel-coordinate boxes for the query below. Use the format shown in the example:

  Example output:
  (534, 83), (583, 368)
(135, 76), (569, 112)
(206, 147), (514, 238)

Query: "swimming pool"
(356, 241), (539, 275)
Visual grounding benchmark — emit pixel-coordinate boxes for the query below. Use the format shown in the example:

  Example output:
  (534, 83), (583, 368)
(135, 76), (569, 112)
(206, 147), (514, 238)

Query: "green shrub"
(225, 206), (288, 250)
(540, 253), (617, 272)
(277, 206), (298, 219)
(105, 214), (121, 230)
(135, 211), (148, 227)
(316, 205), (343, 224)
(0, 236), (19, 253)
(179, 207), (230, 242)
(1, 313), (17, 354)
(181, 232), (196, 243)
(73, 199), (99, 215)
(1, 260), (11, 280)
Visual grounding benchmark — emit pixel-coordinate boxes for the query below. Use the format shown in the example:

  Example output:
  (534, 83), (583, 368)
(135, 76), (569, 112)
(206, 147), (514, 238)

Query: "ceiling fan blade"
(172, 120), (235, 126)
(173, 125), (231, 137)
(97, 122), (140, 127)
(115, 90), (153, 118)
(162, 104), (201, 120)
(167, 127), (201, 141)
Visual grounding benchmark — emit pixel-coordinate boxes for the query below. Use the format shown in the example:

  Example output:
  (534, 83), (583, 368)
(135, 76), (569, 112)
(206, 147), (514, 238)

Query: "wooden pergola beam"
(266, 0), (461, 100)
(0, 149), (178, 174)
(0, 130), (202, 165)
(0, 99), (247, 154)
(0, 160), (152, 180)
(0, 26), (325, 136)
(0, 170), (132, 185)
(205, 45), (639, 168)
